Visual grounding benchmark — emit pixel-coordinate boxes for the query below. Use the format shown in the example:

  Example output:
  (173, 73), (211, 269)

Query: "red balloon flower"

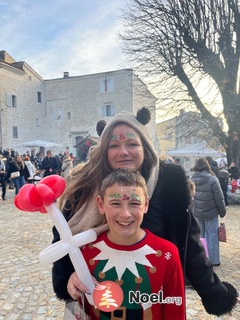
(14, 175), (66, 213)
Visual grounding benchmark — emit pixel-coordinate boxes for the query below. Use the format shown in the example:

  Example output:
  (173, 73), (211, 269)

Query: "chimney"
(63, 72), (69, 78)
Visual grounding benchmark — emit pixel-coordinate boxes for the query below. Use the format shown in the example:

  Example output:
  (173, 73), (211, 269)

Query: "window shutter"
(102, 106), (107, 117)
(5, 94), (12, 107)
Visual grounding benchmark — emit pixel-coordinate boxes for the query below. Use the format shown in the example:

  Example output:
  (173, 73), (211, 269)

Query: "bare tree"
(120, 0), (240, 166)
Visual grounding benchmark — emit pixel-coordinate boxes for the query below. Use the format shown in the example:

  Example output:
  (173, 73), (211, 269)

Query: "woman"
(205, 156), (219, 178)
(52, 108), (238, 317)
(24, 156), (37, 180)
(61, 154), (73, 180)
(218, 167), (230, 206)
(191, 157), (226, 266)
(6, 155), (30, 195)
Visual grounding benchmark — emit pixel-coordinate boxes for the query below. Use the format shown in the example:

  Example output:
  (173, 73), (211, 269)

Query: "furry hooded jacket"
(52, 161), (238, 317)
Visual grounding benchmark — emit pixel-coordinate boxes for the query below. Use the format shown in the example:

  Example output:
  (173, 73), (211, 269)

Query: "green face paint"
(109, 193), (121, 198)
(109, 192), (142, 201)
(110, 135), (119, 141)
(126, 133), (137, 139)
(110, 132), (138, 141)
(130, 193), (142, 201)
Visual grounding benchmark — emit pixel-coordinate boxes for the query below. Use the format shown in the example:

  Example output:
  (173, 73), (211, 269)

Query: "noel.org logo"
(93, 281), (182, 313)
(129, 290), (182, 306)
(93, 281), (124, 312)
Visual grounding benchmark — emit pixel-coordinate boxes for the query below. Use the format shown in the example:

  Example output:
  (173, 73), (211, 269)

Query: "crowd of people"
(163, 155), (237, 268)
(0, 148), (75, 200)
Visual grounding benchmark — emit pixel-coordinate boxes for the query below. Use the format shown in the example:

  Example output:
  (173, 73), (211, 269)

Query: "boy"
(71, 168), (186, 319)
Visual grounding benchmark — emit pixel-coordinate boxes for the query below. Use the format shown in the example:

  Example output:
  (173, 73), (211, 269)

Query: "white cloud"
(0, 0), (128, 78)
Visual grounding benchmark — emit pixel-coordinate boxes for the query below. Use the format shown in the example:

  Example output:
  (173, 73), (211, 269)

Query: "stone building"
(0, 50), (158, 159)
(0, 51), (44, 154)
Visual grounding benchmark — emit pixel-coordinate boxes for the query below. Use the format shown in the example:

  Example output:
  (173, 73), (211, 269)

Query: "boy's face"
(97, 184), (149, 245)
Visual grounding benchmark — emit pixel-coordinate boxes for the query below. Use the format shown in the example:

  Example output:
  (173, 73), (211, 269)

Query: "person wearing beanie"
(52, 108), (239, 318)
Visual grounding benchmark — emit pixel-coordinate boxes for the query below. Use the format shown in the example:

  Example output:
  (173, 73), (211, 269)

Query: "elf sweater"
(81, 229), (185, 320)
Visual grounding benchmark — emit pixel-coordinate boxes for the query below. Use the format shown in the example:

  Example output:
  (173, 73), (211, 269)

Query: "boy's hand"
(67, 272), (97, 300)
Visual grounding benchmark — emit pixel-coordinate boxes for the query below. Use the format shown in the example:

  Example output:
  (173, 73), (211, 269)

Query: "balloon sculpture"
(14, 175), (97, 305)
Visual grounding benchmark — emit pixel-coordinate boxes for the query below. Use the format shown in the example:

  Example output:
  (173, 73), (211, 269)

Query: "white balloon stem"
(39, 203), (97, 305)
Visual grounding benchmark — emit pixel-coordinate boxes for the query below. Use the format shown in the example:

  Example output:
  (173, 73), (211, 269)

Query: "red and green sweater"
(81, 229), (185, 320)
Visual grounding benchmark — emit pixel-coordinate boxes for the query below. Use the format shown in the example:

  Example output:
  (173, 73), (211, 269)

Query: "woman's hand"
(67, 272), (97, 300)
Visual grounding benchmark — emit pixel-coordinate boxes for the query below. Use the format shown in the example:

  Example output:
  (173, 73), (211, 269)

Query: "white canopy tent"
(14, 140), (63, 156)
(215, 157), (228, 167)
(167, 144), (225, 158)
(14, 140), (63, 148)
(167, 144), (225, 172)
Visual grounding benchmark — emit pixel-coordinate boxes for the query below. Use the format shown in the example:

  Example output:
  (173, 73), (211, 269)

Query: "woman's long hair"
(59, 122), (156, 214)
(193, 157), (215, 175)
(14, 155), (25, 170)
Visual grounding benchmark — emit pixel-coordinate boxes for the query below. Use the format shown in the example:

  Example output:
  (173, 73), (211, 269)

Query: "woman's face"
(16, 156), (22, 162)
(107, 124), (144, 171)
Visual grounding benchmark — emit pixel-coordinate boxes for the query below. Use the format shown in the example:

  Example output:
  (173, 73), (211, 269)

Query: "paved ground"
(0, 189), (239, 319)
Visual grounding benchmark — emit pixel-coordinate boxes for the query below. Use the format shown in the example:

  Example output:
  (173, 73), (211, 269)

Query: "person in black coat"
(52, 108), (239, 317)
(41, 150), (60, 177)
(228, 162), (240, 180)
(219, 167), (230, 206)
(6, 155), (30, 195)
(0, 155), (7, 200)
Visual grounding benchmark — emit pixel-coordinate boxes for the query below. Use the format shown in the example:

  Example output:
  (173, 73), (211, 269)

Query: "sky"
(0, 0), (128, 79)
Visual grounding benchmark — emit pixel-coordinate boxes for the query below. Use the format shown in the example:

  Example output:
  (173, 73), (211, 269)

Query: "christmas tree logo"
(93, 280), (124, 312)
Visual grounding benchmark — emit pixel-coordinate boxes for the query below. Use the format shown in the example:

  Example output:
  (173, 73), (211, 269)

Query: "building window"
(6, 94), (17, 108)
(13, 126), (18, 139)
(100, 78), (114, 93)
(102, 104), (115, 117)
(36, 118), (39, 127)
(12, 95), (17, 108)
(67, 112), (71, 120)
(38, 92), (42, 103)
